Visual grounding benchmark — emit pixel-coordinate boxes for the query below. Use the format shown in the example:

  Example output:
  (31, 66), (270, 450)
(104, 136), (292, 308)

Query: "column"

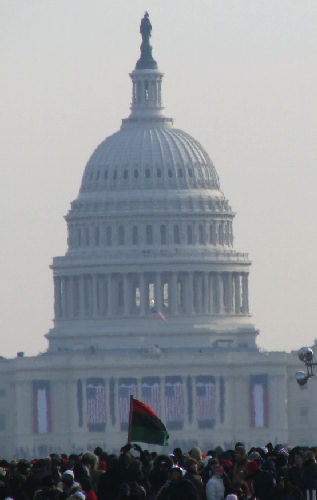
(69, 276), (74, 318)
(139, 273), (146, 316)
(170, 272), (178, 315)
(92, 274), (98, 317)
(203, 272), (209, 314)
(187, 272), (194, 315)
(234, 273), (241, 314)
(123, 274), (129, 316)
(241, 273), (249, 313)
(107, 274), (112, 316)
(79, 275), (85, 318)
(54, 277), (62, 319)
(216, 273), (223, 314)
(155, 272), (162, 311)
(197, 273), (204, 313)
(225, 272), (233, 313)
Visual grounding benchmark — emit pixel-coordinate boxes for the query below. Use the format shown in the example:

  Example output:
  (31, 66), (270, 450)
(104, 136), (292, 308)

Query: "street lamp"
(296, 347), (317, 386)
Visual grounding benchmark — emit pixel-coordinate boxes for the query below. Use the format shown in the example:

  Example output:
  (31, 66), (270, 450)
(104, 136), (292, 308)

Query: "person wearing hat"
(60, 470), (83, 500)
(206, 465), (225, 500)
(33, 475), (62, 500)
(184, 457), (205, 500)
(155, 465), (198, 500)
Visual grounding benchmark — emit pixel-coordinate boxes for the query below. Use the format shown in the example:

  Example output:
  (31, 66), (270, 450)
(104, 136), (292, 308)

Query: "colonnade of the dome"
(54, 270), (249, 320)
(67, 219), (234, 250)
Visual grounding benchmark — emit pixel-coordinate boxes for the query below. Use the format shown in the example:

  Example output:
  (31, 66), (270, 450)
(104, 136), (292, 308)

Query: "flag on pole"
(151, 307), (166, 321)
(128, 396), (169, 446)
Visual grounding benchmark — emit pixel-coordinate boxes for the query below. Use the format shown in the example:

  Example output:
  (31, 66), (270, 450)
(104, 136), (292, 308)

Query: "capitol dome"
(49, 12), (257, 354)
(80, 125), (220, 193)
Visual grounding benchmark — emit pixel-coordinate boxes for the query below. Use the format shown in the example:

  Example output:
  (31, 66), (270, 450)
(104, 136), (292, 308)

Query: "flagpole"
(128, 395), (134, 444)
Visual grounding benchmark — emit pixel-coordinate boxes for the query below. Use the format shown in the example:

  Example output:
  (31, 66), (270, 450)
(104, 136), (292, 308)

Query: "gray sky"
(1, 0), (317, 358)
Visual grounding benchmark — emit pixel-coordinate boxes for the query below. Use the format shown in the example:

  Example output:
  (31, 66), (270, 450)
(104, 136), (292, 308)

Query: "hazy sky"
(1, 0), (317, 358)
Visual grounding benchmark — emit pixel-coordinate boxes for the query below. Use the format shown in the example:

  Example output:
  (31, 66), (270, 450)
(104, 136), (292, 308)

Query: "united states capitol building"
(1, 14), (315, 459)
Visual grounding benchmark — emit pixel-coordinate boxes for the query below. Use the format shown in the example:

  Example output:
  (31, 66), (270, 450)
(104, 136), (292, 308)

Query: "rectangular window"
(146, 225), (153, 244)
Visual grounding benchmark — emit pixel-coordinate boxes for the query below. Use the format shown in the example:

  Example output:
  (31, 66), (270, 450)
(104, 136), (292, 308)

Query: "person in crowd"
(205, 465), (225, 500)
(155, 465), (198, 500)
(184, 457), (205, 500)
(59, 470), (82, 500)
(33, 474), (62, 500)
(148, 455), (173, 498)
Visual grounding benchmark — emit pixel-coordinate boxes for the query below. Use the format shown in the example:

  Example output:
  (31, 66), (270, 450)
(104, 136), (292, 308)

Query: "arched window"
(132, 226), (138, 245)
(113, 170), (118, 180)
(146, 225), (153, 245)
(106, 226), (112, 246)
(134, 169), (139, 178)
(94, 227), (100, 246)
(123, 169), (128, 179)
(157, 168), (162, 178)
(118, 226), (125, 245)
(198, 224), (204, 244)
(173, 225), (180, 244)
(160, 225), (167, 245)
(145, 169), (150, 178)
(187, 225), (193, 244)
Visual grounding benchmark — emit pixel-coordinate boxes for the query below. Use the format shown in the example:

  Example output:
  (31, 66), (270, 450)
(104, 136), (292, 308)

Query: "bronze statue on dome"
(136, 12), (157, 70)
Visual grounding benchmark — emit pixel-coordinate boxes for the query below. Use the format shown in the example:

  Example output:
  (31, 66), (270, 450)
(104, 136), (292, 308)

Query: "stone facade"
(0, 16), (314, 459)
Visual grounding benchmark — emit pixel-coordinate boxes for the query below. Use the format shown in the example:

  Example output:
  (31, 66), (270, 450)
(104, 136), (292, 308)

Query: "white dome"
(80, 122), (220, 193)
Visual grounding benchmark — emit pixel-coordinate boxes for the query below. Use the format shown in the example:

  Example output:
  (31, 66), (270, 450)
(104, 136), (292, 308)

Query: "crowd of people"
(0, 442), (316, 500)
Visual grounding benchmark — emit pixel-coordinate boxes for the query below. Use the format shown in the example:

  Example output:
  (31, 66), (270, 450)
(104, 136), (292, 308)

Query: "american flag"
(151, 308), (166, 321)
(142, 378), (161, 416)
(119, 379), (138, 429)
(86, 379), (106, 431)
(250, 374), (268, 428)
(165, 378), (184, 425)
(196, 376), (216, 424)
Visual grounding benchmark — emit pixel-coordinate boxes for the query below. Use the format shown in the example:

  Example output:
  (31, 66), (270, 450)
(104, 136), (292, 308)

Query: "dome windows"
(134, 169), (139, 178)
(106, 226), (112, 246)
(123, 169), (129, 179)
(146, 225), (153, 245)
(173, 225), (180, 245)
(118, 226), (125, 245)
(132, 226), (138, 245)
(145, 168), (150, 178)
(157, 168), (162, 178)
(160, 225), (167, 245)
(187, 225), (193, 245)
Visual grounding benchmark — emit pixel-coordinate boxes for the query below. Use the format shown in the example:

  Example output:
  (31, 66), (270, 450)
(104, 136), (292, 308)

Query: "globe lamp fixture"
(296, 347), (317, 386)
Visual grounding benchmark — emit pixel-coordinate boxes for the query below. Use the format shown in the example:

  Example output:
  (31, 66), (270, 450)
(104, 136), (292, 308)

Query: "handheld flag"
(128, 396), (169, 446)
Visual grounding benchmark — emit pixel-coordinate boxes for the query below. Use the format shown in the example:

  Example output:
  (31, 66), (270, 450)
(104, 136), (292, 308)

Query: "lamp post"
(296, 347), (317, 386)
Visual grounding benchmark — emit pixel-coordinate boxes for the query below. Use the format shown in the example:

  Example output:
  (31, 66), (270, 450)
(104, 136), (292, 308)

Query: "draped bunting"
(33, 381), (51, 434)
(119, 378), (138, 430)
(196, 375), (216, 429)
(86, 378), (106, 432)
(165, 376), (185, 430)
(249, 375), (269, 428)
(141, 377), (161, 416)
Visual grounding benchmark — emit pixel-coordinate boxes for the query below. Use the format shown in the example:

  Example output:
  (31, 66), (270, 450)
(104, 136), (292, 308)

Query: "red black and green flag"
(128, 396), (169, 446)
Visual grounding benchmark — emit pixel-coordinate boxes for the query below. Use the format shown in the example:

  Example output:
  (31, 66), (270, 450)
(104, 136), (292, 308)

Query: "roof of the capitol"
(80, 125), (220, 192)
(79, 13), (221, 194)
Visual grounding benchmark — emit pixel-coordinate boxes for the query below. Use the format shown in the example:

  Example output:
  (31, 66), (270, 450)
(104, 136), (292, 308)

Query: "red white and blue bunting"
(249, 374), (269, 428)
(33, 381), (51, 434)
